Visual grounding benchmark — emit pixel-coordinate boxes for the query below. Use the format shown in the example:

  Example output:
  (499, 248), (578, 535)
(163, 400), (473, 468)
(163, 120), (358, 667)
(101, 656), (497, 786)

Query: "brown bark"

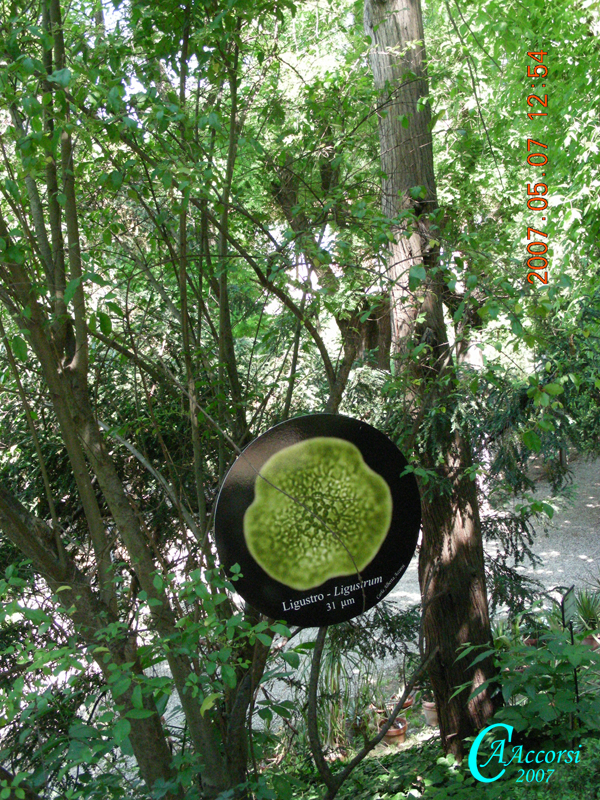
(75, 410), (230, 795)
(364, 0), (497, 759)
(365, 0), (439, 361)
(223, 613), (271, 790)
(217, 38), (246, 443)
(0, 241), (251, 800)
(49, 0), (88, 377)
(42, 1), (67, 355)
(418, 434), (497, 748)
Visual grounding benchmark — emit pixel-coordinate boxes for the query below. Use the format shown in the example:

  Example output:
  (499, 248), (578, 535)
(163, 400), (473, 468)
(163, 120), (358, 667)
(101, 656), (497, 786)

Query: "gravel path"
(388, 456), (600, 611)
(516, 456), (600, 591)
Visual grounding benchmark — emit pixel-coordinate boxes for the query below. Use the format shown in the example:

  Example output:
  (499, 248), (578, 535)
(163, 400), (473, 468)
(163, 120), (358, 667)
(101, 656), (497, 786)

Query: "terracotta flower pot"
(388, 693), (415, 712)
(422, 700), (438, 727)
(378, 717), (408, 745)
(582, 634), (600, 650)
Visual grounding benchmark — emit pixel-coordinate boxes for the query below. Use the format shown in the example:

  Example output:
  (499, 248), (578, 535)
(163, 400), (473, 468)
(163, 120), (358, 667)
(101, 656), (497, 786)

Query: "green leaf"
(511, 317), (523, 336)
(21, 57), (36, 74)
(523, 430), (542, 452)
(23, 607), (49, 623)
(112, 677), (131, 698)
(98, 311), (112, 336)
(49, 68), (72, 87)
(544, 382), (564, 396)
(409, 264), (427, 290)
(221, 665), (237, 687)
(112, 718), (131, 744)
(281, 651), (300, 669)
(131, 684), (143, 709)
(110, 170), (123, 190)
(64, 277), (82, 306)
(453, 300), (466, 323)
(125, 708), (155, 719)
(106, 301), (122, 316)
(271, 774), (295, 800)
(200, 693), (221, 717)
(270, 623), (291, 637)
(5, 245), (25, 264)
(409, 185), (427, 200)
(541, 502), (554, 519)
(208, 111), (221, 129)
(486, 301), (500, 320)
(5, 179), (20, 200)
(87, 272), (109, 287)
(68, 722), (98, 740)
(217, 647), (232, 663)
(11, 336), (27, 362)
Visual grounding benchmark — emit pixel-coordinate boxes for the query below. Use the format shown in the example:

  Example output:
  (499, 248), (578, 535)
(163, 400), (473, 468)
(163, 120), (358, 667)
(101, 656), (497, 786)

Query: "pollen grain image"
(242, 437), (393, 590)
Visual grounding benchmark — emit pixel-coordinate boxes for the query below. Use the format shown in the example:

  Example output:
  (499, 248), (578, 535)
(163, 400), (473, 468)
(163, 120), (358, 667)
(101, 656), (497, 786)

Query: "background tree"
(363, 0), (497, 757)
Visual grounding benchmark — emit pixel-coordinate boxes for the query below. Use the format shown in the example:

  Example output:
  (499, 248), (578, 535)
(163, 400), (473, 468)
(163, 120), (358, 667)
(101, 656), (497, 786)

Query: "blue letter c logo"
(468, 723), (513, 783)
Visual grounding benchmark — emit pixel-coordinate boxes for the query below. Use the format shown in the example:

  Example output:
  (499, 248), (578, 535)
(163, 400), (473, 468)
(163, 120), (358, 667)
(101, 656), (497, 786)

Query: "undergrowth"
(285, 736), (600, 800)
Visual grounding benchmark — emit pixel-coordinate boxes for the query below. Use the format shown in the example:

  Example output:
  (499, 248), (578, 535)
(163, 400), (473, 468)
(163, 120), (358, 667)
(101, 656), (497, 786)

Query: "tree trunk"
(364, 0), (498, 759)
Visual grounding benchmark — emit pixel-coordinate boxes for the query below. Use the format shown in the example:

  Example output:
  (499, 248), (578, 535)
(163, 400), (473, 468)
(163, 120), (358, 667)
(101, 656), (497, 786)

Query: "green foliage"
(463, 599), (600, 750)
(0, 559), (298, 797)
(284, 736), (600, 800)
(492, 632), (600, 738)
(0, 0), (599, 796)
(573, 589), (600, 633)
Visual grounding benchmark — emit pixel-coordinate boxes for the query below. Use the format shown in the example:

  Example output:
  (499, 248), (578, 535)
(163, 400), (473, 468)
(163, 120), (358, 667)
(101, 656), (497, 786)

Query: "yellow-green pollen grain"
(243, 437), (393, 590)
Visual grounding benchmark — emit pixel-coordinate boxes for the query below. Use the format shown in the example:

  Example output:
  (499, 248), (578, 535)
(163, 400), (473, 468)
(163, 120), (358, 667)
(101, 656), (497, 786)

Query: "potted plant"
(378, 716), (408, 745)
(389, 688), (416, 710)
(575, 589), (600, 649)
(421, 698), (438, 727)
(415, 678), (438, 727)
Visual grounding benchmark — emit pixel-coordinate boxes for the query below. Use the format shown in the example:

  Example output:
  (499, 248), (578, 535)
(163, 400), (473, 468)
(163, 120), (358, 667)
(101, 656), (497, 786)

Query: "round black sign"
(214, 414), (421, 627)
